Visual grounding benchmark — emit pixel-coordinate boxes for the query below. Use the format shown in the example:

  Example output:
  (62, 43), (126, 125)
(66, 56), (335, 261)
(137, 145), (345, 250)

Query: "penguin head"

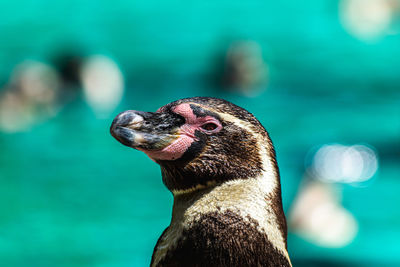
(110, 97), (275, 193)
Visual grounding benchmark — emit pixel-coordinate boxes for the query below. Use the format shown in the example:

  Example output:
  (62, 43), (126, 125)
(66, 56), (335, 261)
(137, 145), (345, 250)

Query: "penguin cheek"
(140, 134), (196, 161)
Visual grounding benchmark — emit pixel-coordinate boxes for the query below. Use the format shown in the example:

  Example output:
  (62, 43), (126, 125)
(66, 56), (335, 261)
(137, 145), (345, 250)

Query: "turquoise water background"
(1, 1), (399, 266)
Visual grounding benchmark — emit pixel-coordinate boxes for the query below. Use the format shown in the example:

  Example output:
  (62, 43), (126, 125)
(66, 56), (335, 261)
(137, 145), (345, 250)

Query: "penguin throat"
(160, 167), (221, 195)
(160, 167), (262, 196)
(159, 150), (267, 195)
(171, 181), (218, 196)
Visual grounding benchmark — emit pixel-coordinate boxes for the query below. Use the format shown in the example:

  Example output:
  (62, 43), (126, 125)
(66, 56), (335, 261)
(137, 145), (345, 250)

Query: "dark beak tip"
(110, 119), (117, 134)
(110, 109), (175, 151)
(110, 110), (147, 147)
(110, 110), (142, 129)
(110, 125), (135, 147)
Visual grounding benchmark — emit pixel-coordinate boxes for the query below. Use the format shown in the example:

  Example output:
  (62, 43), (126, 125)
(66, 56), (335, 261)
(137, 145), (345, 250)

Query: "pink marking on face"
(173, 103), (222, 135)
(140, 134), (195, 161)
(172, 103), (197, 123)
(142, 103), (222, 161)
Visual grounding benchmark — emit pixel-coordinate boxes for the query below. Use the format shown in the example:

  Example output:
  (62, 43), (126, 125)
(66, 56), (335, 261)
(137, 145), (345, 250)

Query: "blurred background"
(0, 0), (399, 266)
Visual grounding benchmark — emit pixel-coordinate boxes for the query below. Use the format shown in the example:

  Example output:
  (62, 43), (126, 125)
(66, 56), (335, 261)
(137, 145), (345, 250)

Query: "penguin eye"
(201, 123), (218, 131)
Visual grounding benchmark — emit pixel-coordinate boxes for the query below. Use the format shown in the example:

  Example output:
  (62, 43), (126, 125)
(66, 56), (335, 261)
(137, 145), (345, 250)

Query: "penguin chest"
(151, 210), (291, 267)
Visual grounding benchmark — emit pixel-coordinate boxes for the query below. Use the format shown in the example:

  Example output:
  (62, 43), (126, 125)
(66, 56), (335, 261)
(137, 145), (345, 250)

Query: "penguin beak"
(110, 110), (184, 151)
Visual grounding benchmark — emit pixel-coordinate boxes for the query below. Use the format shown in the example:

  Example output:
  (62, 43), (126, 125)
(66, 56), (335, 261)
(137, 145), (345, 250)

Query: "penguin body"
(110, 97), (291, 267)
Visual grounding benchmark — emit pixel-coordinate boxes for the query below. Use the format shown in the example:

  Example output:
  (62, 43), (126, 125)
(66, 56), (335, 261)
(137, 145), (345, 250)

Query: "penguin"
(110, 97), (291, 267)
